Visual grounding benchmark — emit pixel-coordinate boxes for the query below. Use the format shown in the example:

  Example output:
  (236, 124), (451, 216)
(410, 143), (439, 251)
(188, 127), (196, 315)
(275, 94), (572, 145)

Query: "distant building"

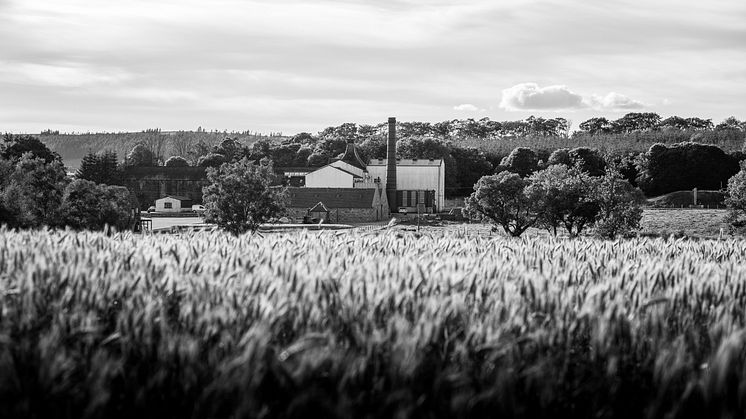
(367, 158), (445, 212)
(286, 185), (389, 223)
(122, 166), (208, 208)
(155, 196), (193, 213)
(278, 118), (445, 213)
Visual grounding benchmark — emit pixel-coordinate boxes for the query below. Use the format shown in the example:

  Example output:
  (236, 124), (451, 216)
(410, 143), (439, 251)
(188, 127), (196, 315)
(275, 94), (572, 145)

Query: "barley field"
(1, 228), (746, 418)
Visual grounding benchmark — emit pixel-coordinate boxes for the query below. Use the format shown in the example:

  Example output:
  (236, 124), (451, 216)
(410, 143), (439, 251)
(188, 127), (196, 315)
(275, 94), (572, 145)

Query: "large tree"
(527, 165), (600, 237)
(1, 154), (68, 228)
(59, 179), (133, 231)
(637, 142), (739, 196)
(202, 159), (288, 235)
(465, 171), (542, 237)
(77, 150), (121, 184)
(593, 169), (645, 238)
(126, 143), (156, 167)
(1, 134), (60, 163)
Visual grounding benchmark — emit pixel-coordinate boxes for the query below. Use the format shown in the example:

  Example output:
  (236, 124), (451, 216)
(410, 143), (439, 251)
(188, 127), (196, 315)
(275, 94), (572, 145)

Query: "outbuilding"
(155, 196), (193, 213)
(286, 186), (389, 223)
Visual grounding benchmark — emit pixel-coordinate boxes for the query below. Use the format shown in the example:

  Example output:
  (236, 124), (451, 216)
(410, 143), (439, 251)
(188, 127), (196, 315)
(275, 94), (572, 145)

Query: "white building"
(155, 196), (193, 213)
(289, 120), (447, 213)
(367, 159), (445, 211)
(305, 165), (361, 188)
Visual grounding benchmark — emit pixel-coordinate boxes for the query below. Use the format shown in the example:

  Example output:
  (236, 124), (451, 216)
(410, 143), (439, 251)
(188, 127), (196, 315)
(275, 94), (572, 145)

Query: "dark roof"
(287, 188), (376, 209)
(338, 142), (367, 171)
(331, 166), (362, 179)
(160, 195), (192, 202)
(275, 166), (315, 174)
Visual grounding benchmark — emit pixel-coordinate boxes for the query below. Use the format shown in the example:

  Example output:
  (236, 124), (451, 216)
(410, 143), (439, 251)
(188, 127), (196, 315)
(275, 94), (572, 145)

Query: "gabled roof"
(308, 202), (329, 213)
(331, 166), (363, 179)
(287, 188), (376, 209)
(158, 195), (192, 202)
(308, 164), (363, 179)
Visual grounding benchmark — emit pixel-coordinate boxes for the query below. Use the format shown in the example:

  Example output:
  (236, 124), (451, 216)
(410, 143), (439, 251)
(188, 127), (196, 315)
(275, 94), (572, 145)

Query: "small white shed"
(155, 196), (193, 213)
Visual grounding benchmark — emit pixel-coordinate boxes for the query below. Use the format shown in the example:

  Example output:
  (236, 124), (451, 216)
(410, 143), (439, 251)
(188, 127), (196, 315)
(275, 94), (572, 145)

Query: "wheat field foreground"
(1, 229), (746, 419)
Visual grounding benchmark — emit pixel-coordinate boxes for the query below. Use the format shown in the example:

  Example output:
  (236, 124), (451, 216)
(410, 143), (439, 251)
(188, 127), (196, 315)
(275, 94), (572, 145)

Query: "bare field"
(640, 208), (728, 238)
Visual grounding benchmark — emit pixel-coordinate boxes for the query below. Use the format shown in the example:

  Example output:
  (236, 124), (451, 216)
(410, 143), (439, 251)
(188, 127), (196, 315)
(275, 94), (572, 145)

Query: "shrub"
(197, 153), (227, 168)
(164, 156), (189, 167)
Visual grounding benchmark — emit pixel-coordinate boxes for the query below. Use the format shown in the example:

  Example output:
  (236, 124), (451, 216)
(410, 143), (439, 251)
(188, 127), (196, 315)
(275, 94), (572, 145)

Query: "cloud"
(500, 83), (647, 112)
(588, 92), (645, 110)
(453, 103), (481, 112)
(499, 83), (584, 111)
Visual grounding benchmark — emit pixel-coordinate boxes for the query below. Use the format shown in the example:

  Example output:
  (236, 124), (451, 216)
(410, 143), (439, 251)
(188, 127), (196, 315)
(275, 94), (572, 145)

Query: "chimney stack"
(386, 117), (397, 214)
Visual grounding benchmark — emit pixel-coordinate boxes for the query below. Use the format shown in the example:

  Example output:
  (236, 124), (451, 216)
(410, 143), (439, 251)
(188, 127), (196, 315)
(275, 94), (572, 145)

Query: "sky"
(1, 0), (744, 134)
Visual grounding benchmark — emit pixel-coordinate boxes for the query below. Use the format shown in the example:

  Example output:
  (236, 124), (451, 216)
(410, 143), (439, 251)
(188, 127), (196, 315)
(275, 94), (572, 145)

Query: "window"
(164, 202), (173, 209)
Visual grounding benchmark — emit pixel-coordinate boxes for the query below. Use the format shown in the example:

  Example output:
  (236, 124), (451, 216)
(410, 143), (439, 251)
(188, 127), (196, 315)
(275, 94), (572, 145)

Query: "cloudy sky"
(1, 0), (744, 134)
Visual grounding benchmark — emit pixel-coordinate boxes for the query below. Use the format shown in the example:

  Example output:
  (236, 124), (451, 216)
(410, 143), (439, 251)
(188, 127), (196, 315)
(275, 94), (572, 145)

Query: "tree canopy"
(202, 159), (288, 235)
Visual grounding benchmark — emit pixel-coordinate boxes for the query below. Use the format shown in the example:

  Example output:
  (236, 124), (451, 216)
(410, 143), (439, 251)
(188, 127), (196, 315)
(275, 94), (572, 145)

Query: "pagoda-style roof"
(339, 139), (367, 171)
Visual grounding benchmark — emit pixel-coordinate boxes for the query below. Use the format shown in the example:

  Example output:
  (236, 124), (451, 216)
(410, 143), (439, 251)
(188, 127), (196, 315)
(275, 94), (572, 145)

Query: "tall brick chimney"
(386, 117), (397, 214)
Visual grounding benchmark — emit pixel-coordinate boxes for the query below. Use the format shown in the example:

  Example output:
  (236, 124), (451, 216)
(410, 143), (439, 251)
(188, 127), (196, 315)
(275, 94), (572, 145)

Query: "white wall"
(330, 160), (365, 177)
(155, 197), (184, 213)
(367, 163), (445, 210)
(305, 166), (354, 188)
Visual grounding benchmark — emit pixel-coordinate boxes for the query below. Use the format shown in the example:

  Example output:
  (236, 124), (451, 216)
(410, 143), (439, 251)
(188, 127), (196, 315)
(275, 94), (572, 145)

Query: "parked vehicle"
(192, 204), (206, 213)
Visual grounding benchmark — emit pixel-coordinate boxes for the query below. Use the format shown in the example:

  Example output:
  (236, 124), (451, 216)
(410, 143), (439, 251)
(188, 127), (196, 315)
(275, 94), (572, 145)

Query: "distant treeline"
(25, 113), (746, 198)
(36, 128), (285, 170)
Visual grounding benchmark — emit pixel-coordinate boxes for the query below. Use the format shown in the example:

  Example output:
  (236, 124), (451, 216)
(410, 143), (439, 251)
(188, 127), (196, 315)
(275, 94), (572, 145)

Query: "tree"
(613, 112), (661, 133)
(293, 146), (314, 166)
(725, 161), (746, 229)
(306, 152), (328, 167)
(578, 117), (613, 135)
(527, 165), (600, 237)
(1, 154), (68, 228)
(165, 156), (189, 167)
(637, 142), (739, 196)
(547, 148), (571, 166)
(77, 150), (121, 184)
(126, 143), (156, 167)
(593, 169), (645, 238)
(464, 172), (542, 237)
(202, 158), (288, 235)
(450, 147), (494, 197)
(140, 128), (167, 165)
(716, 116), (745, 132)
(567, 147), (606, 176)
(1, 134), (60, 163)
(59, 180), (133, 231)
(197, 153), (227, 168)
(499, 147), (539, 177)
